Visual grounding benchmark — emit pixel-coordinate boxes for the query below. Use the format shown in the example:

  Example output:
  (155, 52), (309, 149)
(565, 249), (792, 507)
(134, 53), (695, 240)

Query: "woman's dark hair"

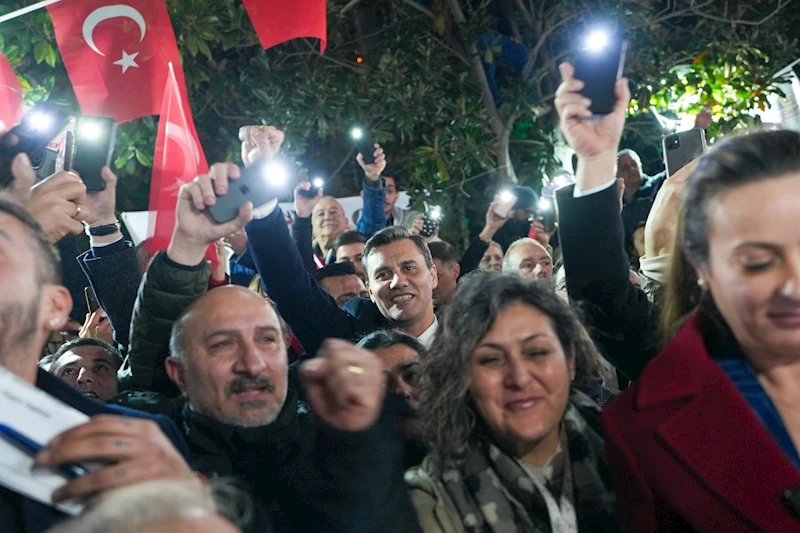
(419, 271), (595, 467)
(357, 328), (427, 360)
(660, 130), (800, 345)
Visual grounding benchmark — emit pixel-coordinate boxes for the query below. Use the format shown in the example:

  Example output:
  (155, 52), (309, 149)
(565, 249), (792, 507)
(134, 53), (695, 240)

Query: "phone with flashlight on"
(70, 116), (117, 191)
(493, 190), (518, 219)
(207, 158), (289, 224)
(297, 176), (325, 198)
(0, 102), (71, 190)
(421, 205), (442, 238)
(573, 28), (628, 116)
(350, 126), (375, 165)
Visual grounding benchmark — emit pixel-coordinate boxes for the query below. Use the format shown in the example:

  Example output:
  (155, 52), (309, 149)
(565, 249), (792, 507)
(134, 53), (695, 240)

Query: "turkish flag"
(147, 64), (214, 266)
(47, 0), (185, 123)
(0, 53), (23, 129)
(242, 0), (327, 53)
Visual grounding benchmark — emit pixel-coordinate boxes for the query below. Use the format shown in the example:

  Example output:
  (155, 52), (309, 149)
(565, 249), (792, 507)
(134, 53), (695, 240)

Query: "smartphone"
(351, 127), (375, 165)
(70, 116), (117, 191)
(421, 206), (441, 238)
(0, 102), (70, 189)
(662, 128), (707, 177)
(297, 177), (324, 198)
(84, 286), (100, 314)
(493, 192), (517, 219)
(573, 33), (628, 116)
(207, 158), (286, 224)
(538, 197), (556, 232)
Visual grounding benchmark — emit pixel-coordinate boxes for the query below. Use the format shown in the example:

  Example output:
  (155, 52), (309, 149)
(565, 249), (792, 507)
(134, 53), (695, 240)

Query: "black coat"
(555, 182), (660, 381)
(114, 381), (421, 533)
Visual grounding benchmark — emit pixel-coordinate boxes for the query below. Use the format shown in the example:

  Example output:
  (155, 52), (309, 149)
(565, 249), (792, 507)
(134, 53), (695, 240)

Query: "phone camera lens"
(667, 137), (680, 150)
(29, 148), (46, 169)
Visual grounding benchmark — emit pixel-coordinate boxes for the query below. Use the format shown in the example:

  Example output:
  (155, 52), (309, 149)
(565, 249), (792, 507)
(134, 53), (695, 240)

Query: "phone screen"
(71, 117), (117, 191)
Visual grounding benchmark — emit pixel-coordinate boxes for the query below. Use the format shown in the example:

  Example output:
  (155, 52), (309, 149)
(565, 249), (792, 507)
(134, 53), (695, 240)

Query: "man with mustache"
(119, 160), (421, 533)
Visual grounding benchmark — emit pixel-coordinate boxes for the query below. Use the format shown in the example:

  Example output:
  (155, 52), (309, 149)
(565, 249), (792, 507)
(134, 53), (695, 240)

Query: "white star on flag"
(113, 51), (139, 73)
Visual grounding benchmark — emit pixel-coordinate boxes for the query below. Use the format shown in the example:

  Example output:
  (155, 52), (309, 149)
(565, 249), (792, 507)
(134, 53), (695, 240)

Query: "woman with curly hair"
(405, 272), (619, 532)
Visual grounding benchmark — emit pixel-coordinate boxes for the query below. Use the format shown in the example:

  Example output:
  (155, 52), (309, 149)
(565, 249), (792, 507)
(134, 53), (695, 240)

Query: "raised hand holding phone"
(556, 62), (630, 193)
(167, 163), (254, 267)
(356, 143), (386, 182)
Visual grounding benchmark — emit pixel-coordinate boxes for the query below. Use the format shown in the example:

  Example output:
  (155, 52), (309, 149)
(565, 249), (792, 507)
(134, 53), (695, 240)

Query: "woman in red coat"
(605, 130), (800, 531)
(556, 61), (800, 531)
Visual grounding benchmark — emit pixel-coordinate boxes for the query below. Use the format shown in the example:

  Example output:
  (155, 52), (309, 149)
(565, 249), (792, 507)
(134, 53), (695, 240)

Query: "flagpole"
(0, 0), (61, 25)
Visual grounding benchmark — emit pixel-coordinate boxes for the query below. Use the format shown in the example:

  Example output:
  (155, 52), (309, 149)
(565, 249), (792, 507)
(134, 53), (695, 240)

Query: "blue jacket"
(246, 207), (388, 358)
(0, 369), (190, 533)
(357, 178), (387, 238)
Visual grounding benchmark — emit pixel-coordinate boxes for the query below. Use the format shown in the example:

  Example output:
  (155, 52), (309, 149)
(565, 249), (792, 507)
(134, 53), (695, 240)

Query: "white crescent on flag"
(82, 5), (147, 73)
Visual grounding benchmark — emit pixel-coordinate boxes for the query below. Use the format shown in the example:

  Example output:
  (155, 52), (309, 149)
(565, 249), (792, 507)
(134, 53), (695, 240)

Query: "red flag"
(242, 0), (327, 53)
(147, 63), (215, 267)
(0, 52), (23, 129)
(47, 0), (185, 123)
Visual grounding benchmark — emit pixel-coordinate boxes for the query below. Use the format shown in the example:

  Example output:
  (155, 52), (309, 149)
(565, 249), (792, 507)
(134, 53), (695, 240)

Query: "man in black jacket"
(119, 162), (422, 533)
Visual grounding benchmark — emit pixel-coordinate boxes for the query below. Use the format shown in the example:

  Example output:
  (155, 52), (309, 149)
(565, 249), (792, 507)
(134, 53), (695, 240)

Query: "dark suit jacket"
(603, 314), (800, 532)
(246, 208), (387, 358)
(555, 182), (660, 380)
(77, 239), (141, 351)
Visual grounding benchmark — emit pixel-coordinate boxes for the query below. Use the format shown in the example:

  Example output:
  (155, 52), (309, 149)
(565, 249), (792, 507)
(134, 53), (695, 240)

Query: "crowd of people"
(1, 58), (799, 533)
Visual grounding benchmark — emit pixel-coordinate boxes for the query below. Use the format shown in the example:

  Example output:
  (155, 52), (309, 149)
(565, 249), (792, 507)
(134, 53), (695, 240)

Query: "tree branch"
(401, 0), (437, 21)
(329, 146), (357, 183)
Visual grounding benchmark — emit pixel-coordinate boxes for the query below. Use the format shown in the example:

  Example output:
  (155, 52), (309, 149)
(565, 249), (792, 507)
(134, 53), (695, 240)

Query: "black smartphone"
(84, 286), (100, 314)
(662, 128), (707, 178)
(538, 197), (556, 233)
(351, 127), (375, 165)
(0, 102), (70, 189)
(297, 177), (325, 198)
(208, 159), (286, 223)
(421, 206), (441, 238)
(70, 116), (117, 191)
(573, 32), (628, 116)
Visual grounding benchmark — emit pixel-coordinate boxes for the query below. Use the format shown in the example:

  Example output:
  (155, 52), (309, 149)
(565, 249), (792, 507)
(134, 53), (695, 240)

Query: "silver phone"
(662, 128), (707, 178)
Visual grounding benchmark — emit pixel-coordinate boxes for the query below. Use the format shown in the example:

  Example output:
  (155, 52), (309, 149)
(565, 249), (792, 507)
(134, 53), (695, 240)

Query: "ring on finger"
(74, 205), (82, 219)
(347, 364), (364, 376)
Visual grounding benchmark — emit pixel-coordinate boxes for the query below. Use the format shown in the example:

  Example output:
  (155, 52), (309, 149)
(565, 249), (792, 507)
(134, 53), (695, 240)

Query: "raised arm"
(554, 62), (659, 380)
(122, 163), (253, 393)
(356, 144), (388, 238)
(240, 126), (371, 357)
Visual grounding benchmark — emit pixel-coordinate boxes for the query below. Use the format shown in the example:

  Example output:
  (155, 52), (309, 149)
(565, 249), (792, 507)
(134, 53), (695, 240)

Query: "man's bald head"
(167, 285), (290, 427)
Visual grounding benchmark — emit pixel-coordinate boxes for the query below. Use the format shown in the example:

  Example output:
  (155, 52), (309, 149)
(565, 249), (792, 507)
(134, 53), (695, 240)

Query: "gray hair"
(617, 148), (642, 169)
(419, 272), (595, 467)
(502, 238), (550, 273)
(45, 478), (252, 533)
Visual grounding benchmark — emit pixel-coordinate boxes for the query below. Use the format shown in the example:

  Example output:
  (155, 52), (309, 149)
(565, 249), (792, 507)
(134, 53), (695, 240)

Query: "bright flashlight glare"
(79, 121), (103, 141)
(263, 161), (289, 186)
(351, 127), (363, 140)
(499, 190), (514, 202)
(585, 29), (609, 52)
(312, 177), (324, 188)
(30, 112), (53, 131)
(538, 198), (552, 211)
(430, 207), (442, 221)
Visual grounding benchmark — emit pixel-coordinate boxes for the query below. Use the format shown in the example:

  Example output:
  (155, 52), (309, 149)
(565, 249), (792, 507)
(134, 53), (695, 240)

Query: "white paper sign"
(0, 365), (90, 515)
